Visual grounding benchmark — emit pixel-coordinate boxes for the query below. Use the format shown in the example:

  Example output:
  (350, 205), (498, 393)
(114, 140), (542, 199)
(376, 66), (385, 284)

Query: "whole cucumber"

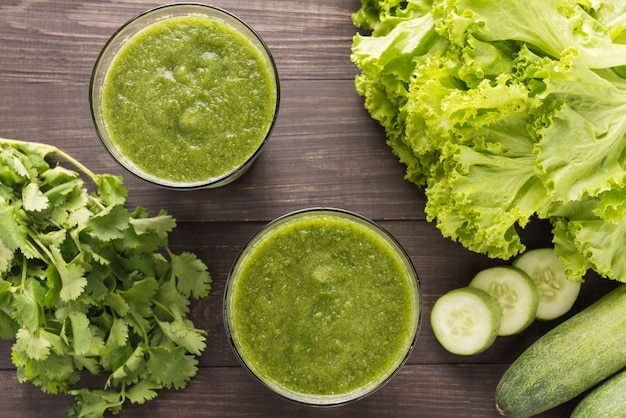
(495, 284), (626, 418)
(570, 367), (626, 418)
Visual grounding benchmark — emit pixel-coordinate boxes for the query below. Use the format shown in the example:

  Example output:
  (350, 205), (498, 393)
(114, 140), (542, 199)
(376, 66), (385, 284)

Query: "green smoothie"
(225, 209), (421, 405)
(99, 11), (277, 186)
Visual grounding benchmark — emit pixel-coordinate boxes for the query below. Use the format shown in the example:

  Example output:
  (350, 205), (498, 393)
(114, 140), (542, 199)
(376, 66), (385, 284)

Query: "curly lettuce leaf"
(352, 0), (626, 282)
(425, 113), (551, 259)
(352, 0), (436, 34)
(352, 12), (446, 185)
(534, 62), (626, 202)
(553, 213), (626, 281)
(445, 0), (626, 68)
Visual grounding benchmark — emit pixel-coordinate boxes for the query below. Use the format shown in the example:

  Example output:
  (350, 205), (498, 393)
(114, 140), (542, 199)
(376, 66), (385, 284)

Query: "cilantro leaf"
(0, 206), (28, 251)
(109, 345), (146, 385)
(84, 263), (113, 301)
(22, 183), (49, 212)
(14, 328), (52, 361)
(0, 158), (22, 187)
(67, 389), (123, 418)
(43, 264), (62, 308)
(170, 251), (212, 299)
(40, 165), (78, 187)
(154, 278), (190, 317)
(119, 276), (159, 307)
(13, 279), (46, 331)
(118, 221), (167, 253)
(74, 355), (100, 375)
(147, 346), (198, 389)
(105, 317), (129, 349)
(68, 311), (92, 355)
(43, 178), (84, 210)
(124, 379), (160, 405)
(120, 253), (156, 278)
(36, 352), (80, 393)
(104, 292), (130, 317)
(0, 310), (19, 339)
(130, 208), (176, 237)
(156, 311), (207, 356)
(83, 204), (130, 242)
(49, 247), (87, 302)
(6, 149), (31, 178)
(0, 240), (14, 275)
(95, 174), (127, 206)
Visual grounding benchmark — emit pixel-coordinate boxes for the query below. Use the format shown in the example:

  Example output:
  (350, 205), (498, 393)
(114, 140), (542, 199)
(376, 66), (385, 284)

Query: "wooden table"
(0, 1), (619, 417)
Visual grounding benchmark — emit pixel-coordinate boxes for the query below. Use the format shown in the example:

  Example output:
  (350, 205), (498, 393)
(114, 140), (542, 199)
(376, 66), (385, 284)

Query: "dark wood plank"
(0, 0), (359, 83)
(0, 79), (426, 222)
(0, 364), (584, 418)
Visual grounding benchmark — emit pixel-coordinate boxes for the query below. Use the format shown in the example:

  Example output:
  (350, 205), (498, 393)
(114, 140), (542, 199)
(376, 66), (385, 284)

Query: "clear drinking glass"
(224, 208), (422, 406)
(90, 3), (279, 189)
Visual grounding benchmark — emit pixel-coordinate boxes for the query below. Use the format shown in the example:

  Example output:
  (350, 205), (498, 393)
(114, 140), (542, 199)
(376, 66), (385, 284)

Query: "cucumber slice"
(513, 248), (581, 320)
(469, 266), (538, 336)
(430, 287), (500, 355)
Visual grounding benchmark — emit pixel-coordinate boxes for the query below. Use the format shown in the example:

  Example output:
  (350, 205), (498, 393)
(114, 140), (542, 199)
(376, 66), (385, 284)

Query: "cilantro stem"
(53, 147), (100, 184)
(150, 298), (176, 320)
(87, 193), (107, 212)
(20, 256), (28, 289)
(126, 307), (150, 346)
(0, 136), (99, 184)
(27, 235), (54, 269)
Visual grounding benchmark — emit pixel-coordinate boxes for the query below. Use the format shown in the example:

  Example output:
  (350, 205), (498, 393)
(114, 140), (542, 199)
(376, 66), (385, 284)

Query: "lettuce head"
(351, 0), (626, 283)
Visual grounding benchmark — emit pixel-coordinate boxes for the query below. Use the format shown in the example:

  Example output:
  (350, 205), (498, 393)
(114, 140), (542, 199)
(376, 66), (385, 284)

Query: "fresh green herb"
(0, 137), (212, 416)
(351, 0), (626, 283)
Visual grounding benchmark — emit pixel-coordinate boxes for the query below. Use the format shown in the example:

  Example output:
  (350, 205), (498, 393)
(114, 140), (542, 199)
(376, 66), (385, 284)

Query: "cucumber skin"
(571, 368), (626, 418)
(495, 284), (626, 418)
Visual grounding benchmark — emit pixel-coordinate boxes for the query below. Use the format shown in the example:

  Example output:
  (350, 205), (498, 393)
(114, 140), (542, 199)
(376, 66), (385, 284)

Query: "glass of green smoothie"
(224, 208), (422, 406)
(90, 3), (279, 189)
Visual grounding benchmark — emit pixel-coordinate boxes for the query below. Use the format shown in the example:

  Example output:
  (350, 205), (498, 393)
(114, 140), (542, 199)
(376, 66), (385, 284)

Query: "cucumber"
(571, 368), (626, 418)
(469, 266), (538, 336)
(512, 248), (581, 320)
(495, 284), (626, 418)
(430, 287), (500, 355)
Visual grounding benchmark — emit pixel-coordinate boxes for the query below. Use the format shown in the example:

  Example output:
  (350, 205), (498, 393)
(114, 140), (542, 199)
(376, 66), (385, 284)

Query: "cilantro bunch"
(0, 137), (212, 417)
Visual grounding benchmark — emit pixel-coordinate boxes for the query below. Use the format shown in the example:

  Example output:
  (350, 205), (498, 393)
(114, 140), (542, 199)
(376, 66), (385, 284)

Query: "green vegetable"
(571, 367), (626, 418)
(495, 284), (626, 417)
(0, 137), (212, 417)
(469, 266), (538, 336)
(512, 248), (581, 320)
(430, 286), (500, 355)
(351, 0), (626, 283)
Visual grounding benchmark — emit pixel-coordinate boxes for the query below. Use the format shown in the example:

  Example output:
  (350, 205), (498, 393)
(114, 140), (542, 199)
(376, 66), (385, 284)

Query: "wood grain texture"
(0, 364), (583, 418)
(0, 1), (620, 417)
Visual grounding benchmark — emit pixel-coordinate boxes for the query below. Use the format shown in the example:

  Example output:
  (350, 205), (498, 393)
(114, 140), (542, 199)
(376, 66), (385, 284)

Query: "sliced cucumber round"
(430, 287), (500, 355)
(513, 248), (581, 321)
(469, 266), (538, 336)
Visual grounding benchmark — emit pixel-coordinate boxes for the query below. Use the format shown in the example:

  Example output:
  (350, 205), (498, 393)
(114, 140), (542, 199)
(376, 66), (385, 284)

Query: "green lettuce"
(351, 0), (626, 283)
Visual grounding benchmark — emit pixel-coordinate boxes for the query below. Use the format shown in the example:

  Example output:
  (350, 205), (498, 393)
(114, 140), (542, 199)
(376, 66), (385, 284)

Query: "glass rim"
(89, 2), (280, 190)
(223, 207), (423, 406)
